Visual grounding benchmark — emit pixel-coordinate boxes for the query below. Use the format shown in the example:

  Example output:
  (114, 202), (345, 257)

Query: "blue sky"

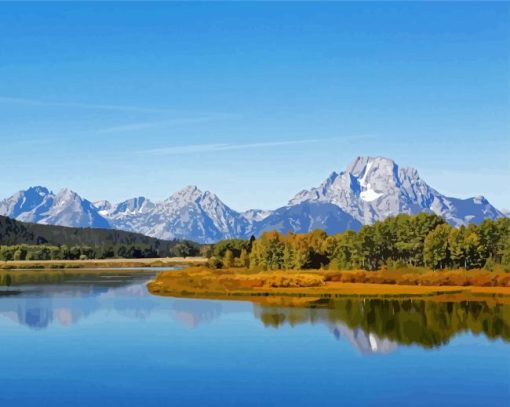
(1, 2), (509, 211)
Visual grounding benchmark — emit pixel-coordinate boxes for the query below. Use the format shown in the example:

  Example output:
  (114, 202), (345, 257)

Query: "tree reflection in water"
(255, 298), (510, 350)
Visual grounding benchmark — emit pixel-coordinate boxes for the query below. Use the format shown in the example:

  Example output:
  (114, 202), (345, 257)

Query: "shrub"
(207, 256), (223, 269)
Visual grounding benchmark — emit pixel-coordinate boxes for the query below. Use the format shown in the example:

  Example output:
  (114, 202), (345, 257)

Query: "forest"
(208, 213), (510, 271)
(2, 213), (509, 268)
(0, 215), (201, 260)
(0, 240), (201, 261)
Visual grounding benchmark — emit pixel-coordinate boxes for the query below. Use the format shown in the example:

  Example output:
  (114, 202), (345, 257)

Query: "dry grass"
(323, 268), (510, 287)
(147, 267), (510, 303)
(0, 257), (207, 270)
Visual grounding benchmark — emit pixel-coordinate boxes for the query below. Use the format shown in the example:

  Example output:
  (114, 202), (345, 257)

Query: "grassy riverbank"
(147, 267), (510, 303)
(0, 256), (207, 270)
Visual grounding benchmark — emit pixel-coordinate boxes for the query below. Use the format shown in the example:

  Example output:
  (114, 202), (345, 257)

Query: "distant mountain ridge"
(0, 156), (505, 243)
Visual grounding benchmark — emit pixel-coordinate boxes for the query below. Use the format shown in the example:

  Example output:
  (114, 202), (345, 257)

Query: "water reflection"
(0, 273), (508, 353)
(0, 272), (240, 331)
(330, 322), (398, 354)
(255, 298), (510, 350)
(0, 272), (158, 330)
(172, 299), (223, 328)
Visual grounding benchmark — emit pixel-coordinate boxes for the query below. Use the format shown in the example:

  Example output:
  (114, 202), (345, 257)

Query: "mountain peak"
(0, 186), (110, 228)
(183, 185), (201, 192)
(55, 188), (83, 203)
(471, 195), (491, 206)
(346, 156), (396, 176)
(94, 200), (112, 213)
(289, 156), (503, 226)
(112, 196), (153, 214)
(175, 185), (203, 197)
(25, 186), (51, 196)
(163, 185), (204, 206)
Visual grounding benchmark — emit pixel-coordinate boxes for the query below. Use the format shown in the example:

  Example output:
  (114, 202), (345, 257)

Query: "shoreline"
(0, 257), (207, 270)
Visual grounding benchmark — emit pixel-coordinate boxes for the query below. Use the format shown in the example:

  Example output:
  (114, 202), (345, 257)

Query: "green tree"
(424, 224), (451, 269)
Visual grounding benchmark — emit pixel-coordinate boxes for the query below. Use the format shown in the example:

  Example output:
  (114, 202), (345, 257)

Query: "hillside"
(0, 215), (193, 256)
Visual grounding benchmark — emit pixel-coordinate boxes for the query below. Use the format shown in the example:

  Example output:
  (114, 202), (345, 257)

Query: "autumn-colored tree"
(201, 215), (508, 272)
(238, 248), (250, 268)
(223, 249), (234, 268)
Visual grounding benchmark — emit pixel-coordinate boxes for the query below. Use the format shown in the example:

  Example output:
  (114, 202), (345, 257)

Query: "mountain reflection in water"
(0, 272), (508, 354)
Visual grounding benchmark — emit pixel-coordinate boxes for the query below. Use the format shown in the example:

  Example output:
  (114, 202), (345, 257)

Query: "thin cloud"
(139, 139), (319, 156)
(1, 96), (240, 135)
(95, 116), (223, 134)
(0, 96), (181, 114)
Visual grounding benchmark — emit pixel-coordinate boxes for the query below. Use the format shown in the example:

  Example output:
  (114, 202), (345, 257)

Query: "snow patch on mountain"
(360, 188), (383, 202)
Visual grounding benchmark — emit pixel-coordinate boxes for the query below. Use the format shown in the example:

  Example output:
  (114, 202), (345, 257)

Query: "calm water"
(0, 270), (509, 406)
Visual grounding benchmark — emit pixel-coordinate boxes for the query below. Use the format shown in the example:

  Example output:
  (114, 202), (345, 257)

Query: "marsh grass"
(148, 267), (510, 302)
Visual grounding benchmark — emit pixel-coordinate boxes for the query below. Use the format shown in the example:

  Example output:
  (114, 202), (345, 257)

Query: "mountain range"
(0, 156), (506, 243)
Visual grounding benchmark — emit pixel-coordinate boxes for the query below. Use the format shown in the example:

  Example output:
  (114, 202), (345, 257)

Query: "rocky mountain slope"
(0, 186), (109, 228)
(290, 156), (504, 227)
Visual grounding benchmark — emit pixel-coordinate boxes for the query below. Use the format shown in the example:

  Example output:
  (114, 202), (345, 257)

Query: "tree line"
(208, 214), (510, 271)
(0, 241), (201, 261)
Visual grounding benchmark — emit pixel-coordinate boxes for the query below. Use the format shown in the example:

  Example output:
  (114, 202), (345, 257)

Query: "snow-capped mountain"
(0, 186), (54, 223)
(104, 186), (252, 243)
(37, 189), (110, 228)
(1, 156), (505, 242)
(0, 187), (109, 228)
(290, 156), (504, 227)
(101, 189), (360, 242)
(98, 196), (156, 233)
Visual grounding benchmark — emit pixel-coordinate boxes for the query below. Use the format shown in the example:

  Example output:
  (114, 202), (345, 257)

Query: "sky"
(1, 2), (509, 211)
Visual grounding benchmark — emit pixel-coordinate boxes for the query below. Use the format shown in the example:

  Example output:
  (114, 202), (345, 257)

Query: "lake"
(0, 270), (508, 406)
